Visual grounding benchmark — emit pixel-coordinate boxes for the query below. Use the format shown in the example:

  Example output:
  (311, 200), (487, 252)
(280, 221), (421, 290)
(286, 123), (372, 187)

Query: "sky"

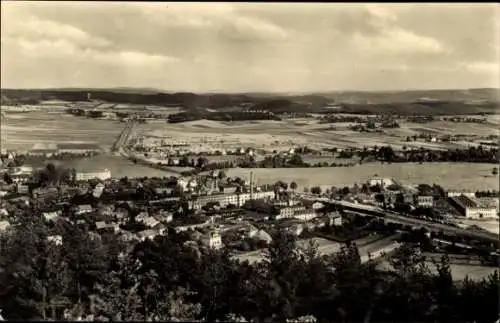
(1, 2), (499, 93)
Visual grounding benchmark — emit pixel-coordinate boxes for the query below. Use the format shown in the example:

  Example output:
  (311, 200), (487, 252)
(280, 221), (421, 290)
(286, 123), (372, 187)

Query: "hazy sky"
(1, 2), (499, 92)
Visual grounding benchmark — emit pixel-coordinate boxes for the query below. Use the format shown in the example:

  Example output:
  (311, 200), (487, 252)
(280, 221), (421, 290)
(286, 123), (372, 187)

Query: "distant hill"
(312, 88), (500, 104)
(1, 87), (498, 116)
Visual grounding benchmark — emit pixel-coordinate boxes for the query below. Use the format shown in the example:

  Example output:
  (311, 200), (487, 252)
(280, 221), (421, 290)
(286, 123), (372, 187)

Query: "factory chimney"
(250, 171), (254, 200)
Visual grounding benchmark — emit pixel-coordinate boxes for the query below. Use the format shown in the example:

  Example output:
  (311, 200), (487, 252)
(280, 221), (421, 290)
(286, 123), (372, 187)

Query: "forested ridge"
(0, 212), (498, 322)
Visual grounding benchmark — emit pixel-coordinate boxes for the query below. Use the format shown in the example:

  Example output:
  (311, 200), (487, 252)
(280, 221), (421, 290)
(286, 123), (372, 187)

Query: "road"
(301, 195), (499, 243)
(111, 120), (136, 154)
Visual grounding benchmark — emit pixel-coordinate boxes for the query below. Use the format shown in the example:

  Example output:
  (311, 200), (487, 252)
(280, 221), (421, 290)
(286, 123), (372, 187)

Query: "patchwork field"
(3, 109), (498, 153)
(135, 117), (499, 152)
(223, 163), (499, 191)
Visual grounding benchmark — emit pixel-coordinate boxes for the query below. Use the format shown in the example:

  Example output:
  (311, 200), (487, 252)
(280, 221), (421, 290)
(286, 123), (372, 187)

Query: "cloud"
(1, 2), (498, 91)
(3, 36), (180, 68)
(351, 26), (444, 55)
(464, 62), (499, 74)
(2, 14), (110, 48)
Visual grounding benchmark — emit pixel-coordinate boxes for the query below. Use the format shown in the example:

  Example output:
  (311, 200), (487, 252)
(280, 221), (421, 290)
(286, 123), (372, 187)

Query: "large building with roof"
(448, 195), (498, 219)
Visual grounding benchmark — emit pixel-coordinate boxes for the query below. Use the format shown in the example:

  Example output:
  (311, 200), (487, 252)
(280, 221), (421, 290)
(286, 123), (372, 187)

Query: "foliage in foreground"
(0, 216), (498, 322)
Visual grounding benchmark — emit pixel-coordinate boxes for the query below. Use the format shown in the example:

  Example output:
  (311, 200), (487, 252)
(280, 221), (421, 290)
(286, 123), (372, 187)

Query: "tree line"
(1, 213), (498, 322)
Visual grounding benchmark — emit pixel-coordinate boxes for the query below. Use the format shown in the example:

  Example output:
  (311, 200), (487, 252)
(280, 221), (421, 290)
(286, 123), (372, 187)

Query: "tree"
(217, 170), (226, 182)
(310, 186), (322, 195)
(2, 172), (13, 185)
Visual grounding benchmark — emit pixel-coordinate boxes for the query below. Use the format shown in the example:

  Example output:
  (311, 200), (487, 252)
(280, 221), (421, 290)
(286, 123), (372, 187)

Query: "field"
(3, 107), (498, 153)
(377, 260), (498, 282)
(223, 163), (499, 191)
(1, 109), (123, 150)
(135, 117), (499, 152)
(54, 155), (178, 179)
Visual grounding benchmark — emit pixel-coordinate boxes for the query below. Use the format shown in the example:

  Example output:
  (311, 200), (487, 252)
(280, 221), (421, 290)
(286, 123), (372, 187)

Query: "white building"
(76, 169), (111, 181)
(447, 191), (476, 198)
(449, 195), (497, 219)
(416, 195), (434, 208)
(367, 176), (394, 188)
(47, 235), (63, 246)
(92, 183), (105, 198)
(200, 230), (223, 249)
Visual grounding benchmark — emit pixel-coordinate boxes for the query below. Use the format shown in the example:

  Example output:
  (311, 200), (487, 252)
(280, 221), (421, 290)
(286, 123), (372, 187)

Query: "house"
(113, 208), (129, 224)
(43, 211), (61, 222)
(16, 183), (29, 194)
(47, 235), (63, 246)
(311, 202), (325, 210)
(416, 195), (434, 208)
(137, 229), (161, 242)
(0, 208), (8, 217)
(75, 204), (93, 215)
(278, 219), (305, 236)
(367, 176), (394, 188)
(92, 183), (105, 198)
(220, 184), (238, 194)
(136, 212), (160, 228)
(75, 169), (111, 181)
(154, 210), (174, 223)
(0, 220), (10, 232)
(95, 221), (120, 233)
(32, 187), (59, 200)
(200, 230), (223, 249)
(99, 205), (115, 216)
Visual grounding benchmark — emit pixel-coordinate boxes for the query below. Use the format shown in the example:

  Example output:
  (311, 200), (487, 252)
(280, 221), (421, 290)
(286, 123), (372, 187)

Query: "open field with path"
(3, 110), (498, 152)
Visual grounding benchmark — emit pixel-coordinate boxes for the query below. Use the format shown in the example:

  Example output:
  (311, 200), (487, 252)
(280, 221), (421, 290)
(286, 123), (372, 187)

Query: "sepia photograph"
(0, 2), (499, 322)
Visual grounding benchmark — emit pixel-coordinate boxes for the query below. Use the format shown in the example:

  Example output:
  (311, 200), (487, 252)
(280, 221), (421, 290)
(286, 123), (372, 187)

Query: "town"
(1, 156), (498, 265)
(1, 2), (499, 322)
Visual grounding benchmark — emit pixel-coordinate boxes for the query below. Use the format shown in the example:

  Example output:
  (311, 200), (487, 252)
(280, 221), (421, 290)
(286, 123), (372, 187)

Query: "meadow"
(223, 163), (499, 191)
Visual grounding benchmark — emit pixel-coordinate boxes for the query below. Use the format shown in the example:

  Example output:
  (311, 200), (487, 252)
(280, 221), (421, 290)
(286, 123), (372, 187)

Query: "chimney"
(250, 171), (254, 200)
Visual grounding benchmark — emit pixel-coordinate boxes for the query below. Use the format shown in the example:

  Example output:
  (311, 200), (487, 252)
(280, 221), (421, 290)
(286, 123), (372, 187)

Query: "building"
(416, 195), (434, 208)
(190, 190), (275, 210)
(95, 221), (120, 233)
(275, 205), (317, 221)
(16, 183), (29, 194)
(43, 211), (61, 222)
(75, 204), (93, 215)
(447, 191), (476, 198)
(0, 220), (11, 233)
(76, 169), (111, 181)
(367, 176), (394, 188)
(200, 230), (223, 249)
(92, 183), (105, 198)
(137, 229), (161, 242)
(29, 143), (58, 156)
(448, 195), (497, 219)
(47, 235), (63, 246)
(32, 187), (59, 200)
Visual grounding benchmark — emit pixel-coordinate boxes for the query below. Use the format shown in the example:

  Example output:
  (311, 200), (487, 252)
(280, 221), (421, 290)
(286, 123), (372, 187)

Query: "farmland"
(135, 117), (499, 152)
(223, 163), (499, 192)
(1, 110), (122, 151)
